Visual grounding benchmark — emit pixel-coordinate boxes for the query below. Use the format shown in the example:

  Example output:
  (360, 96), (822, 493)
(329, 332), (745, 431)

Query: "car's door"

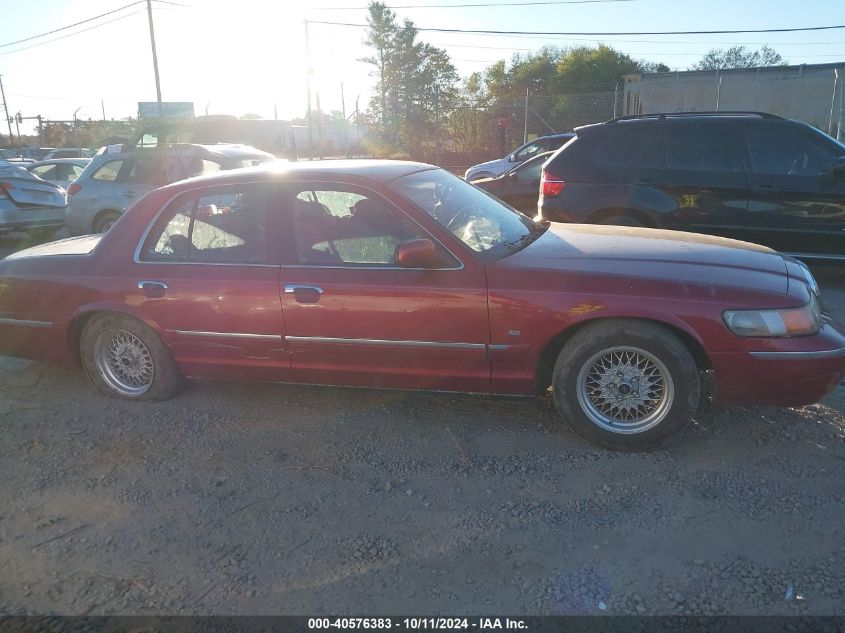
(500, 155), (546, 213)
(740, 121), (845, 259)
(79, 158), (132, 214)
(278, 181), (491, 392)
(132, 181), (290, 382)
(626, 122), (749, 239)
(120, 155), (167, 204)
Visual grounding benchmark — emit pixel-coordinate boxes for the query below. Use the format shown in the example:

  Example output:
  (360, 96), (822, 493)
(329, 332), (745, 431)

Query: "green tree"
(361, 2), (458, 155)
(554, 45), (642, 92)
(692, 45), (786, 70)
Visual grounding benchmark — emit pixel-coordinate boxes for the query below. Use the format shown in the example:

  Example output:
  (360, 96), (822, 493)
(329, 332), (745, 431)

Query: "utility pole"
(146, 0), (163, 119)
(304, 20), (313, 160)
(0, 75), (13, 147)
(523, 87), (529, 145)
(355, 95), (361, 158)
(316, 90), (323, 159)
(341, 82), (347, 157)
(101, 98), (106, 121)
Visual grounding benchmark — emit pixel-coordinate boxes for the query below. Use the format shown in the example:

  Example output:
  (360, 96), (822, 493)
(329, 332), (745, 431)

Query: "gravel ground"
(0, 235), (844, 616)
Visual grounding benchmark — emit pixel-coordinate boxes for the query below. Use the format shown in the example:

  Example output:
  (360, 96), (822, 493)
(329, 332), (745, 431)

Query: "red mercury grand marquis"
(0, 160), (842, 450)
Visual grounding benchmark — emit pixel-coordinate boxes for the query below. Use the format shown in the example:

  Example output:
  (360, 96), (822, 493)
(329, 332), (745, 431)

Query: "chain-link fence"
(399, 90), (621, 172)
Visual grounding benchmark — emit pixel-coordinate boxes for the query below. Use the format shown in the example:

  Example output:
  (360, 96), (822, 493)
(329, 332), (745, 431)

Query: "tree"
(361, 1), (458, 154)
(554, 45), (642, 93)
(692, 45), (786, 71)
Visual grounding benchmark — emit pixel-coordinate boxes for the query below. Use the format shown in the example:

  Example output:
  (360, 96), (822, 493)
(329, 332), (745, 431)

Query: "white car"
(464, 133), (574, 181)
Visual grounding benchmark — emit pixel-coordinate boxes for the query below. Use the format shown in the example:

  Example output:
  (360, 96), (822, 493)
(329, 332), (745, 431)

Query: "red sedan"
(0, 161), (842, 450)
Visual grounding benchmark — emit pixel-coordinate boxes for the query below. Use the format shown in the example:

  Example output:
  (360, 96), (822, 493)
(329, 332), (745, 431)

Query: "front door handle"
(138, 280), (168, 298)
(123, 191), (139, 198)
(284, 284), (324, 304)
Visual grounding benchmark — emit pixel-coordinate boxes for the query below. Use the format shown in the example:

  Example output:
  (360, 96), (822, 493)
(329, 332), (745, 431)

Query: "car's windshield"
(388, 168), (545, 260)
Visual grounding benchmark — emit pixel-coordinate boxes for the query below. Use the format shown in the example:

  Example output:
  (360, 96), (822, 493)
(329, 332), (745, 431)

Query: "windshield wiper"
(502, 221), (548, 251)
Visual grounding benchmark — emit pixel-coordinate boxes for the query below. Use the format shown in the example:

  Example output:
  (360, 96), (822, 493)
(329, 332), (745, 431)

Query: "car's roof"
(161, 159), (438, 190)
(28, 158), (90, 167)
(537, 133), (575, 139)
(97, 142), (273, 160)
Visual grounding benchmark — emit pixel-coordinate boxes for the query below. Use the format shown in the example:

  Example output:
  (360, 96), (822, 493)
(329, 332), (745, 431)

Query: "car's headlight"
(723, 295), (821, 337)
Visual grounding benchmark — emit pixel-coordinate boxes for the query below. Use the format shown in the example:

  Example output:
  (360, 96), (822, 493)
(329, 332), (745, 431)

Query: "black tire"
(80, 312), (182, 401)
(93, 211), (121, 234)
(597, 215), (646, 227)
(552, 319), (700, 451)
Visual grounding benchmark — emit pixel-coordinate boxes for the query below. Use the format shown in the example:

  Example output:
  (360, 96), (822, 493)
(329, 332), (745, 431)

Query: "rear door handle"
(123, 191), (139, 198)
(284, 284), (324, 304)
(138, 280), (168, 298)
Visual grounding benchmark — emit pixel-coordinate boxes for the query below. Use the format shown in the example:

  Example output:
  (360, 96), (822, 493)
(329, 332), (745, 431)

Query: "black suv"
(539, 112), (845, 262)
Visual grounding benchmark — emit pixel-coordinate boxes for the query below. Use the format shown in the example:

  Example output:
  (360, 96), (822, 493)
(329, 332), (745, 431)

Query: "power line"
(0, 0), (181, 51)
(0, 1), (144, 49)
(0, 9), (149, 57)
(308, 19), (845, 36)
(309, 0), (635, 8)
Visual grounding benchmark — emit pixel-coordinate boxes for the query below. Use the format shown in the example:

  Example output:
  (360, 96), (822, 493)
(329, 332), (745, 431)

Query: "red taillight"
(541, 171), (565, 197)
(67, 183), (81, 196)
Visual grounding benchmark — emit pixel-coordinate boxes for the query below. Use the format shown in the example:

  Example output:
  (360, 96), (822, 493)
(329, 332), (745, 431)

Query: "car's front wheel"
(80, 313), (182, 400)
(552, 319), (700, 450)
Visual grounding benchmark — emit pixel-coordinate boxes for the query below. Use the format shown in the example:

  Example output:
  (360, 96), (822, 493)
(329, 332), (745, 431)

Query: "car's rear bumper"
(0, 316), (72, 365)
(710, 319), (845, 406)
(0, 204), (65, 233)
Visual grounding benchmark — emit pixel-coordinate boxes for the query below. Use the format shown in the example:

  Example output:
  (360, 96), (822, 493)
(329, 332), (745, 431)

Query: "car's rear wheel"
(93, 211), (121, 234)
(552, 320), (699, 450)
(80, 313), (182, 400)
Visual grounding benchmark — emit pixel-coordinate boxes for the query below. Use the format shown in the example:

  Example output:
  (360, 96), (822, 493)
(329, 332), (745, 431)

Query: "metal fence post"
(523, 88), (529, 145)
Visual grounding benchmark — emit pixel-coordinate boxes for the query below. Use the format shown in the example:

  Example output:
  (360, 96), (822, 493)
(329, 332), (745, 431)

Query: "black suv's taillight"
(540, 170), (565, 197)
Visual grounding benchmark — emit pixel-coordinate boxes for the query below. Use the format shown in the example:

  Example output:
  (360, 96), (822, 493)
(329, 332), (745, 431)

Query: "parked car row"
(468, 112), (845, 264)
(0, 143), (274, 236)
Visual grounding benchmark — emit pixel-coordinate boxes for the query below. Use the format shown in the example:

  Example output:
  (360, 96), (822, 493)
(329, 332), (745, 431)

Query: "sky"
(1, 0), (844, 135)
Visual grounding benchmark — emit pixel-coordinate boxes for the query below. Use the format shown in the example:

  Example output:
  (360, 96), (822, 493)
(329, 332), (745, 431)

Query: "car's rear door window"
(664, 124), (740, 173)
(91, 159), (124, 182)
(142, 184), (271, 264)
(31, 164), (57, 180)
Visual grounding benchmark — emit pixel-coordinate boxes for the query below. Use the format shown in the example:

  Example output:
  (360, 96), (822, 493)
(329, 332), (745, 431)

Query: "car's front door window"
(290, 186), (444, 266)
(513, 141), (543, 162)
(744, 124), (840, 176)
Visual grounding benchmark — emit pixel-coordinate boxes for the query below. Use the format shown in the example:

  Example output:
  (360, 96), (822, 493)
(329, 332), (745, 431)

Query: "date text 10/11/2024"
(307, 618), (528, 630)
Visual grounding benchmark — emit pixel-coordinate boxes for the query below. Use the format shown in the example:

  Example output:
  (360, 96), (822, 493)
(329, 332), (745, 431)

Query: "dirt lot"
(0, 234), (844, 616)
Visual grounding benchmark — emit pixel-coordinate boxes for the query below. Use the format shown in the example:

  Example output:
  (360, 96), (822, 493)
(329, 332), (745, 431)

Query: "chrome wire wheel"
(575, 346), (674, 434)
(94, 328), (155, 397)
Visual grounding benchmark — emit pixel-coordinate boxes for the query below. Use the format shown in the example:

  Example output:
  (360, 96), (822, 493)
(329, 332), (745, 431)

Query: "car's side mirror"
(396, 238), (441, 269)
(508, 153), (518, 163)
(832, 156), (845, 178)
(507, 171), (519, 182)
